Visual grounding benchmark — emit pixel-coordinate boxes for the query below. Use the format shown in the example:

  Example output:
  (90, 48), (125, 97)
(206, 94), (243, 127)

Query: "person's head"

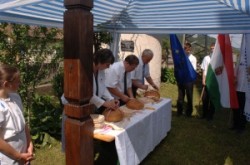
(184, 43), (192, 55)
(124, 55), (139, 72)
(0, 64), (20, 93)
(209, 43), (215, 55)
(141, 49), (154, 64)
(94, 49), (115, 70)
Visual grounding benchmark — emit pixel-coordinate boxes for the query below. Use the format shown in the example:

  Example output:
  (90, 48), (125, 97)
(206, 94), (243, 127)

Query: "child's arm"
(0, 137), (33, 163)
(25, 124), (34, 156)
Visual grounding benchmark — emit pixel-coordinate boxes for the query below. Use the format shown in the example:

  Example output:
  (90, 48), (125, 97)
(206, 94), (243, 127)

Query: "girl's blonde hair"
(0, 64), (20, 87)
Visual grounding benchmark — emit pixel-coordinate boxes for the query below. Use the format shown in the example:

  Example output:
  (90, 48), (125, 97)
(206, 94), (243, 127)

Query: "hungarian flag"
(206, 34), (238, 110)
(170, 34), (197, 84)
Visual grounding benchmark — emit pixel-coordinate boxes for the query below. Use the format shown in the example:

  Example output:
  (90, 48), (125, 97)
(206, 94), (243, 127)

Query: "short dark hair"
(185, 42), (192, 48)
(93, 49), (115, 65)
(124, 55), (139, 65)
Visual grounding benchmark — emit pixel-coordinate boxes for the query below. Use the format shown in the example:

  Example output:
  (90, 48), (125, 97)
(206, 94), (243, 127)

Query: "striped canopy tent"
(0, 0), (249, 34)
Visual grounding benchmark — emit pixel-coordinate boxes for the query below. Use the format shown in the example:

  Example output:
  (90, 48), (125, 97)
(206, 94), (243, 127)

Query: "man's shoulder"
(203, 55), (210, 61)
(189, 54), (197, 60)
(189, 53), (195, 57)
(110, 61), (122, 68)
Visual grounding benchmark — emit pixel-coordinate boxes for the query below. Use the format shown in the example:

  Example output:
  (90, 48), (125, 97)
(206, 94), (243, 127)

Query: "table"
(94, 98), (172, 165)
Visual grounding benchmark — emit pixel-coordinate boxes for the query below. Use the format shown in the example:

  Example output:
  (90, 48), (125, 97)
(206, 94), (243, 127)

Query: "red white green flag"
(206, 34), (239, 110)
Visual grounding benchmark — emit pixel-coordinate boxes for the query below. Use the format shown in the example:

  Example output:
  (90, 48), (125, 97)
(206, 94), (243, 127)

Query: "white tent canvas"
(0, 0), (250, 33)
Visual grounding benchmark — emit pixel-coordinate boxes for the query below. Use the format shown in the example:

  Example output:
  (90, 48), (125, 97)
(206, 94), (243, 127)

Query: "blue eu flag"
(170, 34), (197, 83)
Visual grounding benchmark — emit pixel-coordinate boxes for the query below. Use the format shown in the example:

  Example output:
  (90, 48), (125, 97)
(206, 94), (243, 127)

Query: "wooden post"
(64, 0), (94, 164)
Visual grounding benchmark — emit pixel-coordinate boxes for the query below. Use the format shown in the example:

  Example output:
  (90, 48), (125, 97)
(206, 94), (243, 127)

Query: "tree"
(0, 23), (63, 122)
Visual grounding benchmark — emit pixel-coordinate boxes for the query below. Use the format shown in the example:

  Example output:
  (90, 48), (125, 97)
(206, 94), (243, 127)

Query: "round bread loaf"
(126, 99), (144, 110)
(144, 90), (160, 101)
(102, 108), (124, 122)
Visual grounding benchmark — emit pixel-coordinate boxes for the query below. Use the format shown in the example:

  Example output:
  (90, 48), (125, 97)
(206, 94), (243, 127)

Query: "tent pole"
(110, 32), (120, 61)
(182, 34), (186, 47)
(64, 0), (94, 164)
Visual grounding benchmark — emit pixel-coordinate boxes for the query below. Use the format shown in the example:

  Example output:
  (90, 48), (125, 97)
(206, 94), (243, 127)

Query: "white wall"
(118, 34), (162, 88)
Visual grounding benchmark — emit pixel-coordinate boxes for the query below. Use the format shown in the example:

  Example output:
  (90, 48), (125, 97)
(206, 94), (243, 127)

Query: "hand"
(202, 79), (206, 86)
(114, 99), (120, 107)
(104, 100), (119, 109)
(141, 85), (148, 90)
(121, 95), (130, 103)
(27, 142), (34, 156)
(17, 152), (34, 164)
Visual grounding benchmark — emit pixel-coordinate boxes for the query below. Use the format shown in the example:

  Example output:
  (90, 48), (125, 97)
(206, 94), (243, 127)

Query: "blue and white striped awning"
(0, 0), (250, 34)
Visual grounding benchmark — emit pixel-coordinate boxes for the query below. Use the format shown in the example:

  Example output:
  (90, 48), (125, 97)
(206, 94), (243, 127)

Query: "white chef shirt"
(61, 71), (113, 108)
(105, 61), (132, 99)
(201, 55), (211, 76)
(188, 54), (197, 70)
(90, 70), (114, 108)
(131, 57), (150, 83)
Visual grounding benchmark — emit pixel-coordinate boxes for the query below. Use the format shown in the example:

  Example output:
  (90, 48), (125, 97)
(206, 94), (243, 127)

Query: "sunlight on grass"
(32, 142), (65, 165)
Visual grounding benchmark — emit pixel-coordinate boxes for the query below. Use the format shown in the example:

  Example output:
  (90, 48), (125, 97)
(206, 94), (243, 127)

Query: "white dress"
(0, 93), (27, 165)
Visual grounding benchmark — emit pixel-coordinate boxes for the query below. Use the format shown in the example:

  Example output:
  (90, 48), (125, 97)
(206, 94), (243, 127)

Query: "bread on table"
(102, 108), (124, 122)
(144, 90), (160, 101)
(126, 99), (144, 110)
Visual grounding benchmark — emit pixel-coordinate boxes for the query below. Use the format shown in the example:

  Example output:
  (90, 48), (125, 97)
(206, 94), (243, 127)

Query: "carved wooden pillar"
(64, 0), (94, 164)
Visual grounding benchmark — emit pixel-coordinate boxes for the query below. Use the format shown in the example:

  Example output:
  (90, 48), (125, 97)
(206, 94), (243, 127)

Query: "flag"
(240, 34), (250, 121)
(206, 34), (238, 110)
(170, 34), (197, 84)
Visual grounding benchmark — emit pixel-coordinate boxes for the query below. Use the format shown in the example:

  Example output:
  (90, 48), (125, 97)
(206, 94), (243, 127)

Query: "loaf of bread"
(126, 99), (144, 110)
(144, 90), (160, 101)
(102, 108), (124, 122)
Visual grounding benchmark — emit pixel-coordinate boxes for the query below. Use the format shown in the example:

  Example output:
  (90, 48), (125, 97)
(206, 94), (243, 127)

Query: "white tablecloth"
(103, 98), (172, 165)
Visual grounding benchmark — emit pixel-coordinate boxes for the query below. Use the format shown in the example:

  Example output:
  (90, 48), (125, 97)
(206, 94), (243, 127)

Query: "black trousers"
(202, 86), (215, 120)
(94, 140), (118, 165)
(132, 85), (138, 98)
(177, 82), (194, 116)
(232, 91), (246, 130)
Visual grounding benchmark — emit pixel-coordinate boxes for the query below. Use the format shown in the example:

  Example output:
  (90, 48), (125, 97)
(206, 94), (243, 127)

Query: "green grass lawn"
(32, 82), (250, 165)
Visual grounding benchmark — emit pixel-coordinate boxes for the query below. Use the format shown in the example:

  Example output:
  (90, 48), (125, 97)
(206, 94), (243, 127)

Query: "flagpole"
(182, 34), (186, 47)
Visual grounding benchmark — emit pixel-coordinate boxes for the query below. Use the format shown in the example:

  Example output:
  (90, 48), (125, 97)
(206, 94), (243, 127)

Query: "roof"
(0, 0), (250, 34)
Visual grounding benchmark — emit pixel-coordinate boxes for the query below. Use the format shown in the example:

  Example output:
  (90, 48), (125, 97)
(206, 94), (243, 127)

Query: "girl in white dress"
(0, 64), (34, 165)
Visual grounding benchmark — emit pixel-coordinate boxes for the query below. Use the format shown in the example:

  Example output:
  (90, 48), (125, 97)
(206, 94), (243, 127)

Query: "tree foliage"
(0, 23), (63, 146)
(0, 23), (114, 147)
(0, 23), (63, 110)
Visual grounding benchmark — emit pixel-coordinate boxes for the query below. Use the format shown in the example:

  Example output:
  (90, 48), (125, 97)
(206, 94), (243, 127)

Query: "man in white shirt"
(201, 43), (215, 120)
(177, 43), (197, 117)
(230, 34), (250, 132)
(105, 54), (139, 105)
(131, 49), (159, 97)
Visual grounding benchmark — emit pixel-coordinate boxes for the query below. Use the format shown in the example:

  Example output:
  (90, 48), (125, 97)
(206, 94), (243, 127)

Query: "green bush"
(51, 68), (64, 107)
(29, 94), (62, 148)
(161, 68), (177, 84)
